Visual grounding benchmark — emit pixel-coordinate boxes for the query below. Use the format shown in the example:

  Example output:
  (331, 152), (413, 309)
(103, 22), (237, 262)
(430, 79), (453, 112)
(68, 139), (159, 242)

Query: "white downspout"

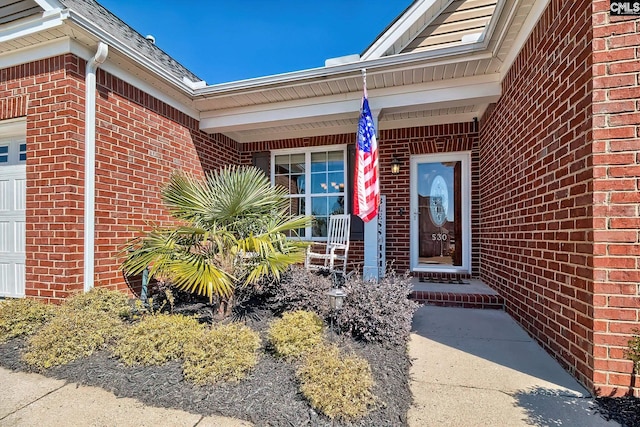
(84, 42), (108, 292)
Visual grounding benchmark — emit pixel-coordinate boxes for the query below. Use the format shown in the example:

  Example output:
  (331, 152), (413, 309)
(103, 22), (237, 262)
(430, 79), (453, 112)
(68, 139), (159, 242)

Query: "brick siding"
(591, 0), (640, 397)
(479, 0), (595, 390)
(0, 54), (239, 303)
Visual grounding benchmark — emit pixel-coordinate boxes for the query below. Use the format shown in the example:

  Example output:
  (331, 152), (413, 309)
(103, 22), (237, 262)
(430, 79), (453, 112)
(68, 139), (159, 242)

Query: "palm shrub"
(120, 166), (312, 316)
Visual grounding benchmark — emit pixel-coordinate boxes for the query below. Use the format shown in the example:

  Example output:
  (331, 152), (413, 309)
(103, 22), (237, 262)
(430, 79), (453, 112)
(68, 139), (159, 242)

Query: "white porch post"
(362, 108), (381, 282)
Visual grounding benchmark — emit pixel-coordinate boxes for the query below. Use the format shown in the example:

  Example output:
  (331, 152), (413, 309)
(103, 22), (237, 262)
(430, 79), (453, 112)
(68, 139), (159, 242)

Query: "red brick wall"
(480, 0), (595, 389)
(240, 124), (479, 276)
(591, 0), (640, 397)
(1, 54), (239, 303)
(92, 66), (238, 292)
(1, 55), (85, 302)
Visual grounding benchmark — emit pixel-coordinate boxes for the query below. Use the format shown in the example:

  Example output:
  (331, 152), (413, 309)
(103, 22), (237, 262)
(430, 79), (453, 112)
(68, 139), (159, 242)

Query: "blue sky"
(98, 1), (410, 84)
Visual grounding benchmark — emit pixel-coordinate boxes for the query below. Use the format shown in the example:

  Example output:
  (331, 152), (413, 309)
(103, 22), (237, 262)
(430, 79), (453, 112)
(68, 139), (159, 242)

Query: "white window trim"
(271, 144), (348, 241)
(410, 151), (472, 274)
(0, 118), (27, 168)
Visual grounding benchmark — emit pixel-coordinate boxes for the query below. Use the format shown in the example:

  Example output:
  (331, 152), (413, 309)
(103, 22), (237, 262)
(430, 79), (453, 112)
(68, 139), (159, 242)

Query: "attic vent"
(145, 35), (156, 44)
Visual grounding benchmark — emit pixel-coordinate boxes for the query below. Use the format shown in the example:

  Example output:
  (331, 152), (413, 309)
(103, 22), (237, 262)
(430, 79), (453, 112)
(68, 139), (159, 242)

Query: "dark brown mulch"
(595, 396), (640, 427)
(0, 306), (411, 427)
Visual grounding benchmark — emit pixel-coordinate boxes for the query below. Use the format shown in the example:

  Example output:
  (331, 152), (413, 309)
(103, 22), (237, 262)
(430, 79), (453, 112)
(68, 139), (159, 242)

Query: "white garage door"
(0, 120), (26, 298)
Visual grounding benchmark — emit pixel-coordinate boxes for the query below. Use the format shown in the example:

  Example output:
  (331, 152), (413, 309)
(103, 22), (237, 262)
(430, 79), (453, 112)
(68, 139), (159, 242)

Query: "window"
(0, 119), (27, 167)
(272, 146), (347, 239)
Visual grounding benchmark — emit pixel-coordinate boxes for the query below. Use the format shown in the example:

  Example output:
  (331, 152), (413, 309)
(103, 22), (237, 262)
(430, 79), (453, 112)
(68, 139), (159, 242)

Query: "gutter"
(83, 42), (108, 293)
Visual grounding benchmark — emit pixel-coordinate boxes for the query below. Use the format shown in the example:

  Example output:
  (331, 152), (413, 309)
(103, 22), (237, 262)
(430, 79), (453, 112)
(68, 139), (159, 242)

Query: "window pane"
(312, 216), (328, 237)
(0, 155), (7, 163)
(311, 172), (327, 194)
(19, 153), (26, 161)
(311, 197), (327, 217)
(0, 146), (8, 154)
(328, 196), (345, 216)
(310, 152), (327, 172)
(290, 154), (305, 173)
(274, 155), (291, 174)
(417, 161), (461, 266)
(327, 151), (343, 171)
(327, 172), (344, 193)
(19, 143), (26, 152)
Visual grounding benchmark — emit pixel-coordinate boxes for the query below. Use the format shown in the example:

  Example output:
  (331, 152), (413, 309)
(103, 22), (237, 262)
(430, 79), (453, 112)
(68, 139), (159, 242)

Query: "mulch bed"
(595, 396), (640, 427)
(0, 304), (412, 427)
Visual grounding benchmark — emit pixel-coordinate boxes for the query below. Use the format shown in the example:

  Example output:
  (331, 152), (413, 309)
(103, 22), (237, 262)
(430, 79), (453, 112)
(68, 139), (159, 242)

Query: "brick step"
(410, 279), (505, 310)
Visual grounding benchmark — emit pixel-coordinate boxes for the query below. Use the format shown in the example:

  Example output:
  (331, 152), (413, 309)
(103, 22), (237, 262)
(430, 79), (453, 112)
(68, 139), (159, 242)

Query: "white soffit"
(200, 74), (501, 137)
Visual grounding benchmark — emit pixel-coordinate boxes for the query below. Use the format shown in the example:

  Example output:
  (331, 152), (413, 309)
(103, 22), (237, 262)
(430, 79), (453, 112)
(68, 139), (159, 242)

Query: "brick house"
(0, 0), (638, 396)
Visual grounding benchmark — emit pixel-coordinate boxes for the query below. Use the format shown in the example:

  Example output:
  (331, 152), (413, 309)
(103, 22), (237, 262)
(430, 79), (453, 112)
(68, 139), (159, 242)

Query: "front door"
(410, 152), (470, 273)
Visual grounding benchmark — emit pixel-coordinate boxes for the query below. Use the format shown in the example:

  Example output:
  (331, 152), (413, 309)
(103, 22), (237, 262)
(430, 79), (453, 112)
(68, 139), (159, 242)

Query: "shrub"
(297, 344), (375, 420)
(0, 298), (57, 343)
(22, 288), (129, 370)
(112, 314), (203, 366)
(64, 287), (131, 318)
(625, 329), (640, 373)
(23, 308), (125, 370)
(268, 265), (333, 317)
(268, 310), (324, 360)
(183, 323), (261, 385)
(336, 270), (418, 347)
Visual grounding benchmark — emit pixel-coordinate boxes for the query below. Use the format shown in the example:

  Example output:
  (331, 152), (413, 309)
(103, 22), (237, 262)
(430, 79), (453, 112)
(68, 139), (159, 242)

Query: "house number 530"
(432, 233), (447, 241)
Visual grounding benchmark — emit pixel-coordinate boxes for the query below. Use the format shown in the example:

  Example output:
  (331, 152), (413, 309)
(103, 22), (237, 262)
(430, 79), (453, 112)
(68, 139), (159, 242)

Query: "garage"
(0, 119), (26, 298)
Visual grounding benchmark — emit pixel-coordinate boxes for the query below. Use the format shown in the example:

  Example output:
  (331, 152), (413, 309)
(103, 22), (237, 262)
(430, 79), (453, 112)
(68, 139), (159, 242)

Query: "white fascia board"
(361, 0), (455, 60)
(195, 44), (489, 97)
(0, 8), (67, 44)
(200, 74), (501, 133)
(0, 37), (71, 67)
(499, 0), (550, 80)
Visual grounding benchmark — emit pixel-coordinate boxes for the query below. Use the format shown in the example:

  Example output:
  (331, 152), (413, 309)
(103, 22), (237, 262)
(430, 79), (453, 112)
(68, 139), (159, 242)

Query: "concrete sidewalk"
(0, 368), (251, 427)
(408, 306), (619, 426)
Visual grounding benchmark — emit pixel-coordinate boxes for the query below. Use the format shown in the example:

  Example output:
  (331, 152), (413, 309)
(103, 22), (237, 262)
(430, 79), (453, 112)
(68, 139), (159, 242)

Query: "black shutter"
(347, 144), (364, 240)
(252, 151), (270, 177)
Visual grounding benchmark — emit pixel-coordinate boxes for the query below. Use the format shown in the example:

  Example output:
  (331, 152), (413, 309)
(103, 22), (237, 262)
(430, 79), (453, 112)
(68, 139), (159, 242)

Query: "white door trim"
(410, 151), (471, 274)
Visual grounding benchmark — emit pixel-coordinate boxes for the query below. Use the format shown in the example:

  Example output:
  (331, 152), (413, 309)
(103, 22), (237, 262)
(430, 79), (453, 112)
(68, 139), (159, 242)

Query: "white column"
(362, 108), (381, 282)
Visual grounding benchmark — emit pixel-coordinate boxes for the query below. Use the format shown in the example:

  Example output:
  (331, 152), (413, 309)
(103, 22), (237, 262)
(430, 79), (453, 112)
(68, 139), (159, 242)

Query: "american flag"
(354, 85), (379, 222)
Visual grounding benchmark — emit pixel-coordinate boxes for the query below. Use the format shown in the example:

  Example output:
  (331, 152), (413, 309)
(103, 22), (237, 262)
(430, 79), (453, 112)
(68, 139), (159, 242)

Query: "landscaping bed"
(0, 268), (417, 427)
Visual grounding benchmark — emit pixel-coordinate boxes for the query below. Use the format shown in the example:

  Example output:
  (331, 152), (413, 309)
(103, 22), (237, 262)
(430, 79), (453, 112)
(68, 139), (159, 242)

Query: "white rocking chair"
(305, 214), (351, 277)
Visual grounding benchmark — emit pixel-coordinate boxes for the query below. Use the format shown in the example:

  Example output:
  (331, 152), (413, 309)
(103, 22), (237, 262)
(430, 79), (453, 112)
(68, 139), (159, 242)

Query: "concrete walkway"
(408, 305), (619, 426)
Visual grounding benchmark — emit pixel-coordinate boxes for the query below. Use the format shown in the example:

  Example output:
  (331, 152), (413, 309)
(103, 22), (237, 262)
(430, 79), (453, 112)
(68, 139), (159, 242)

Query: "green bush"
(268, 310), (324, 360)
(0, 298), (57, 343)
(625, 329), (640, 373)
(112, 314), (203, 366)
(267, 265), (333, 317)
(336, 270), (418, 347)
(23, 308), (125, 370)
(64, 287), (131, 318)
(297, 344), (375, 420)
(183, 323), (261, 385)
